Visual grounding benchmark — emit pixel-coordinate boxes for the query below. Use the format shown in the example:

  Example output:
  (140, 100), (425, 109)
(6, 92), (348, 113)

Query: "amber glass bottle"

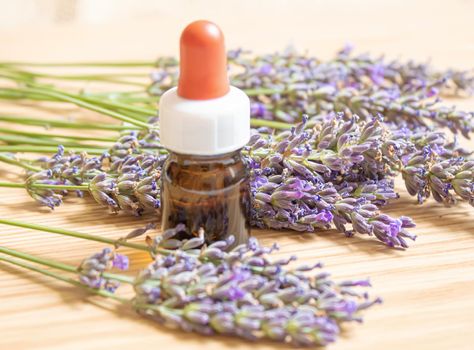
(159, 20), (251, 245)
(160, 150), (251, 245)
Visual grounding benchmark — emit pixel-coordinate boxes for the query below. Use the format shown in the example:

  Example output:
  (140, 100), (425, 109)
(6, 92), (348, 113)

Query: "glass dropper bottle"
(159, 20), (251, 245)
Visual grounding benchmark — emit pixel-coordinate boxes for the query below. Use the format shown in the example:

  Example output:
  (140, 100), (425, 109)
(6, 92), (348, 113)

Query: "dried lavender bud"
(133, 234), (381, 346)
(87, 172), (159, 215)
(23, 170), (64, 209)
(403, 156), (474, 206)
(33, 146), (103, 185)
(112, 253), (130, 270)
(18, 47), (474, 248)
(120, 222), (158, 242)
(78, 247), (129, 292)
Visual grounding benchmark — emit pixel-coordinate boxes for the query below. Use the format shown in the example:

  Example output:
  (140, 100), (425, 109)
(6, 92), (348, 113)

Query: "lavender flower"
(33, 145), (103, 188)
(132, 230), (381, 346)
(78, 247), (129, 292)
(88, 170), (162, 215)
(403, 156), (474, 206)
(247, 115), (419, 247)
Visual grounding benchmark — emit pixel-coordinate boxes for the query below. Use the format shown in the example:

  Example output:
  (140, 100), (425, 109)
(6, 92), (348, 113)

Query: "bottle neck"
(168, 149), (243, 162)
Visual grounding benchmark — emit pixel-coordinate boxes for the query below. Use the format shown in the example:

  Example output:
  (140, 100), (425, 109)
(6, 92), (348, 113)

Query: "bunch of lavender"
(19, 154), (164, 215)
(21, 128), (166, 214)
(333, 45), (474, 95)
(10, 112), (473, 248)
(150, 46), (474, 97)
(230, 45), (474, 96)
(1, 47), (473, 249)
(132, 226), (382, 346)
(0, 222), (382, 347)
(248, 115), (418, 247)
(148, 47), (474, 136)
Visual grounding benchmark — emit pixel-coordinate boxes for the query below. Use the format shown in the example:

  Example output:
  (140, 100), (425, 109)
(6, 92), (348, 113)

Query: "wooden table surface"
(1, 1), (473, 349)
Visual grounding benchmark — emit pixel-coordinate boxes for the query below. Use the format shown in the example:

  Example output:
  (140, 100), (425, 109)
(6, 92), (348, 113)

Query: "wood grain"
(0, 1), (473, 349)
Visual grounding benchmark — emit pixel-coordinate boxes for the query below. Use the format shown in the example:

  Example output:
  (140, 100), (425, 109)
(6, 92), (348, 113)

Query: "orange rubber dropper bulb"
(177, 20), (230, 100)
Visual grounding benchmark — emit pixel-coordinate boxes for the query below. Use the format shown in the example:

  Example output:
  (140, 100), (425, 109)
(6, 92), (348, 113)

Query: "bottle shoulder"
(162, 151), (249, 190)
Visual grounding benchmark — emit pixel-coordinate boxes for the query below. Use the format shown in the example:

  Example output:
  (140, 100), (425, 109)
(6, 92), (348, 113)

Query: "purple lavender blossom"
(132, 231), (381, 346)
(78, 248), (129, 291)
(113, 253), (130, 270)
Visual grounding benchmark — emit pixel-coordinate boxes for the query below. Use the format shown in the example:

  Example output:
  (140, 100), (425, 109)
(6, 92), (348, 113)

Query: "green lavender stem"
(0, 246), (76, 273)
(26, 72), (148, 79)
(0, 66), (148, 87)
(0, 255), (129, 303)
(0, 60), (156, 67)
(0, 218), (262, 273)
(250, 118), (294, 129)
(99, 95), (158, 104)
(0, 134), (106, 149)
(0, 145), (107, 154)
(0, 218), (151, 253)
(20, 73), (147, 87)
(244, 88), (283, 96)
(0, 254), (179, 320)
(0, 154), (41, 172)
(0, 87), (150, 129)
(0, 127), (117, 143)
(0, 181), (89, 191)
(0, 115), (142, 131)
(76, 90), (148, 97)
(2, 69), (151, 117)
(0, 246), (133, 284)
(40, 72), (148, 79)
(76, 94), (155, 116)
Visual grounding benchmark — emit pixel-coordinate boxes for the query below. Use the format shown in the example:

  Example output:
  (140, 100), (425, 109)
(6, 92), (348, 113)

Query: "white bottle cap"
(159, 86), (250, 155)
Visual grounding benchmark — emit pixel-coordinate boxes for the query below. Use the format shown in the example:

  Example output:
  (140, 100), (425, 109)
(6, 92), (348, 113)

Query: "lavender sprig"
(403, 155), (474, 206)
(132, 228), (381, 346)
(78, 247), (129, 292)
(89, 171), (161, 216)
